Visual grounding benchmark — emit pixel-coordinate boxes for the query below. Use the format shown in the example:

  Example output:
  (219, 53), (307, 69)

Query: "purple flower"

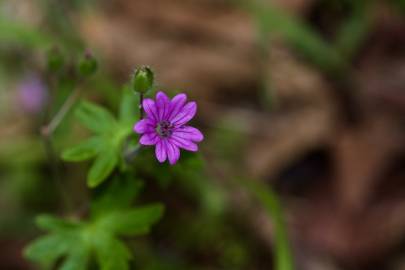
(134, 91), (204, 165)
(17, 75), (48, 114)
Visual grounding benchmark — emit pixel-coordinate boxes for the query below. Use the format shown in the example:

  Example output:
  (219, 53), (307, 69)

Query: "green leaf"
(119, 86), (140, 124)
(24, 234), (71, 266)
(75, 101), (117, 133)
(36, 215), (81, 232)
(94, 234), (131, 270)
(60, 247), (89, 270)
(0, 17), (53, 48)
(61, 137), (103, 162)
(98, 204), (164, 236)
(334, 2), (371, 60)
(25, 201), (163, 270)
(87, 149), (118, 188)
(91, 175), (143, 217)
(245, 0), (346, 74)
(239, 178), (294, 270)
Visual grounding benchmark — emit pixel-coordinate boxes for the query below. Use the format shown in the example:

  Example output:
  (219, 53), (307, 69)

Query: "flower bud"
(46, 47), (64, 73)
(131, 66), (154, 94)
(78, 50), (98, 77)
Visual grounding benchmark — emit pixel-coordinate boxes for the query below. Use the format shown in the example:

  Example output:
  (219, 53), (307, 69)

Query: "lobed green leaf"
(61, 136), (104, 162)
(24, 234), (71, 266)
(36, 215), (81, 232)
(94, 233), (132, 270)
(87, 148), (118, 188)
(59, 247), (89, 270)
(75, 101), (117, 133)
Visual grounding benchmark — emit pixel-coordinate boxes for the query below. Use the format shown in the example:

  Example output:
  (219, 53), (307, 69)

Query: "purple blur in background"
(17, 74), (48, 114)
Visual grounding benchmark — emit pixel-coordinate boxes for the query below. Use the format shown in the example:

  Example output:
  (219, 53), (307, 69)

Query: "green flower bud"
(46, 47), (64, 73)
(131, 66), (154, 94)
(78, 50), (98, 77)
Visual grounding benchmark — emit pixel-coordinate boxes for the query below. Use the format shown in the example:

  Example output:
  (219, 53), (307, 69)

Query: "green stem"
(40, 84), (82, 214)
(41, 87), (81, 136)
(139, 93), (144, 119)
(124, 144), (142, 164)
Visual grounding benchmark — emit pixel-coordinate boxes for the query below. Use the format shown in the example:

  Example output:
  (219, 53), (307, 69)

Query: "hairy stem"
(139, 93), (144, 119)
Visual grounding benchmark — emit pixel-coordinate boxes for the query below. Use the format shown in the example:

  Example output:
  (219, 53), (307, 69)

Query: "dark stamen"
(156, 120), (173, 138)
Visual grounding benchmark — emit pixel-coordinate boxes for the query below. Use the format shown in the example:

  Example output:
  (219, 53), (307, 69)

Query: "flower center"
(156, 120), (173, 138)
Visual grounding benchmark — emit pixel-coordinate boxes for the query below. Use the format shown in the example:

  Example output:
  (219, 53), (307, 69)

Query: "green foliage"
(25, 177), (164, 270)
(61, 88), (139, 187)
(244, 0), (372, 76)
(0, 17), (53, 48)
(392, 0), (405, 12)
(87, 148), (119, 187)
(239, 179), (294, 270)
(245, 0), (345, 73)
(75, 101), (118, 133)
(333, 1), (371, 60)
(61, 137), (103, 162)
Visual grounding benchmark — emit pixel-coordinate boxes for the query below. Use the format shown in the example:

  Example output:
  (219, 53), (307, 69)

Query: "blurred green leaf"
(87, 148), (118, 188)
(392, 0), (405, 12)
(91, 175), (143, 217)
(24, 234), (73, 267)
(36, 215), (82, 232)
(334, 1), (371, 60)
(25, 201), (163, 269)
(97, 204), (164, 236)
(61, 137), (103, 162)
(93, 233), (131, 270)
(239, 178), (294, 270)
(245, 0), (346, 74)
(59, 246), (89, 270)
(75, 101), (117, 133)
(0, 17), (53, 48)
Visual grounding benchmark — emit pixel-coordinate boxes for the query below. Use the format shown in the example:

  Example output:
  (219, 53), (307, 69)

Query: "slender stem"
(139, 93), (144, 119)
(124, 144), (142, 164)
(42, 87), (81, 136)
(40, 84), (82, 214)
(123, 93), (145, 164)
(42, 135), (74, 212)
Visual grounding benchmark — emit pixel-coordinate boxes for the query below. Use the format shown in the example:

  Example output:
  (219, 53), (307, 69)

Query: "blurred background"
(1, 0), (405, 269)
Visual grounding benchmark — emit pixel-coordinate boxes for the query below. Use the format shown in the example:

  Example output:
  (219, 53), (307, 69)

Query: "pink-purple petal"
(165, 140), (180, 165)
(133, 119), (155, 134)
(170, 136), (198, 152)
(172, 126), (203, 142)
(168, 93), (187, 120)
(155, 141), (167, 162)
(140, 133), (159, 145)
(142, 98), (158, 121)
(171, 101), (197, 126)
(156, 91), (170, 121)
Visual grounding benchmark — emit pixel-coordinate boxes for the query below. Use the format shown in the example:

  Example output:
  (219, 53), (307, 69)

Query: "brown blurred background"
(1, 0), (405, 269)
